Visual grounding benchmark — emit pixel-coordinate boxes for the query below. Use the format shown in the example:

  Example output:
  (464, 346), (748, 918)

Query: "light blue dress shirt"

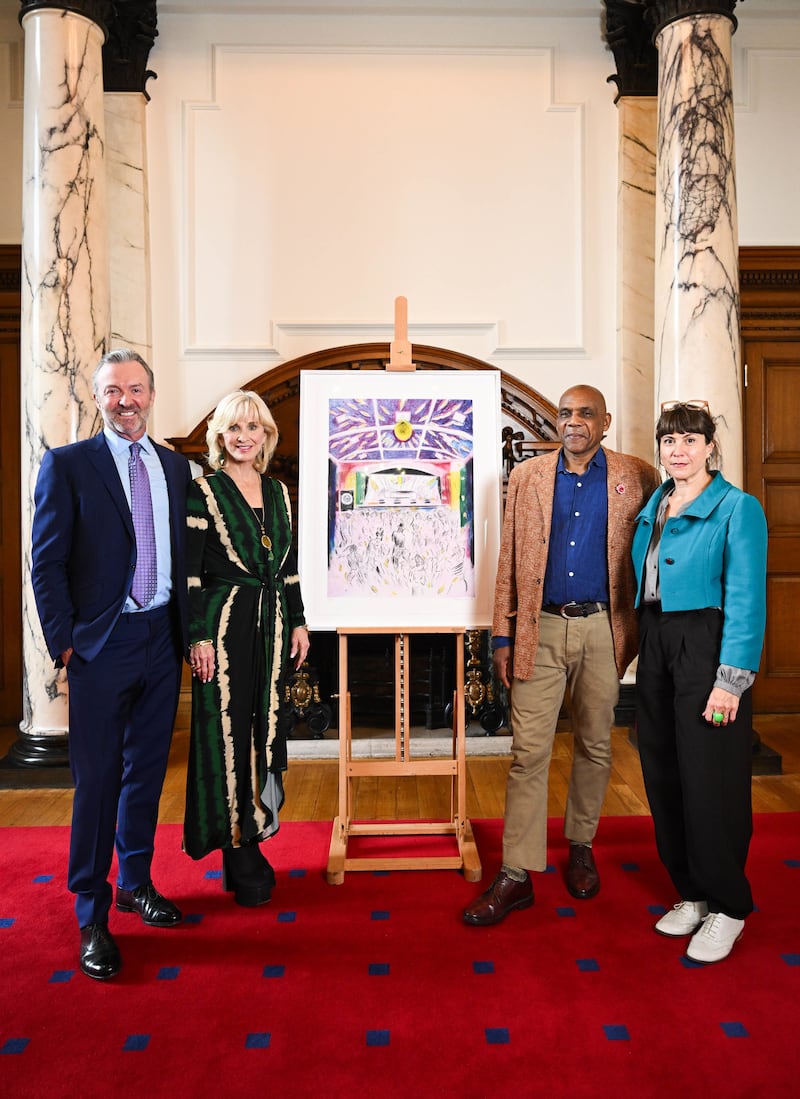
(103, 427), (173, 611)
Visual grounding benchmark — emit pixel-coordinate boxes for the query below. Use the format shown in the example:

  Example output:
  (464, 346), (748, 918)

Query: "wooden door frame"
(740, 247), (800, 722)
(740, 247), (800, 340)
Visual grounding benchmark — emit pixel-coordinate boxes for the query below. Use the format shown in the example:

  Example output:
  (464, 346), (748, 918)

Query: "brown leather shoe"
(463, 871), (534, 926)
(566, 843), (600, 899)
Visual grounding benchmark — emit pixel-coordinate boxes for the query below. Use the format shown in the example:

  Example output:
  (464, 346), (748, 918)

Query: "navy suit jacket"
(31, 433), (192, 666)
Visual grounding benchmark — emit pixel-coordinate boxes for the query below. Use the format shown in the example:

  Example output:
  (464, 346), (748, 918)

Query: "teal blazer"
(632, 471), (767, 671)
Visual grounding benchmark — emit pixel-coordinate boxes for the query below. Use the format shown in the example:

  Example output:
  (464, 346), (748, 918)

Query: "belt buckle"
(560, 601), (580, 619)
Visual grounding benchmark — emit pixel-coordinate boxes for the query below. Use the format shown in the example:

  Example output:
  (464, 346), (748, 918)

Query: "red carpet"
(1, 815), (799, 1099)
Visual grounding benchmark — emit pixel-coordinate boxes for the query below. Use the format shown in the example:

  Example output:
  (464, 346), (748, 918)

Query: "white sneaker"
(654, 900), (709, 937)
(686, 912), (745, 964)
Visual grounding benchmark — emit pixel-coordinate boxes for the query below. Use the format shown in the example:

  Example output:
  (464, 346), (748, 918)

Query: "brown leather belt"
(542, 601), (609, 620)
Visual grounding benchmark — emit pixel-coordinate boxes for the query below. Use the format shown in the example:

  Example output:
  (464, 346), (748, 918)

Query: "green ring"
(712, 711), (724, 724)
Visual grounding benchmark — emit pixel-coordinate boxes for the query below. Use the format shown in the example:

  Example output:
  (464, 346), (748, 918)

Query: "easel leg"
(327, 817), (347, 885)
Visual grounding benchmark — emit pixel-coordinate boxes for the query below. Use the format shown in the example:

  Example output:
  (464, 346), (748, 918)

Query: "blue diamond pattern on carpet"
(369, 963), (390, 975)
(1, 1039), (29, 1054)
(485, 1028), (510, 1044)
(123, 1035), (150, 1051)
(781, 953), (800, 966)
(680, 956), (704, 969)
(289, 868), (306, 877)
(48, 970), (74, 983)
(158, 966), (180, 980)
(184, 913), (203, 924)
(245, 1033), (271, 1049)
(33, 875), (53, 883)
(556, 906), (576, 917)
(204, 869), (222, 880)
(603, 1025), (630, 1041)
(721, 1022), (749, 1037)
(648, 904), (668, 915)
(622, 863), (640, 872)
(277, 911), (296, 922)
(0, 918), (15, 928)
(577, 958), (599, 971)
(371, 910), (390, 920)
(473, 961), (494, 973)
(366, 1030), (390, 1046)
(263, 964), (285, 977)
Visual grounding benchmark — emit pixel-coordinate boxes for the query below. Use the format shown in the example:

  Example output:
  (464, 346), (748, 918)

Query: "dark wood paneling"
(741, 247), (800, 712)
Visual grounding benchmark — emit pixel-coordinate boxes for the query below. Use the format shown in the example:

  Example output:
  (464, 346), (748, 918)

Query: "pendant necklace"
(252, 495), (272, 551)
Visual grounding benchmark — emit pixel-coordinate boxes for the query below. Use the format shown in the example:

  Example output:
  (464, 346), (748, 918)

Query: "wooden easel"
(325, 298), (482, 885)
(326, 627), (482, 884)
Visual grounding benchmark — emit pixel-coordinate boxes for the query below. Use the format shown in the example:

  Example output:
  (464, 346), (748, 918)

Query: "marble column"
(103, 2), (158, 388)
(616, 97), (658, 463)
(105, 95), (152, 360)
(648, 0), (743, 485)
(16, 1), (112, 766)
(605, 1), (660, 463)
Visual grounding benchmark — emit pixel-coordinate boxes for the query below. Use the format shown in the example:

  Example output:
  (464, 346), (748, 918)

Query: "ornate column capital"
(102, 1), (159, 98)
(19, 2), (159, 99)
(604, 1), (659, 101)
(19, 1), (113, 35)
(644, 0), (740, 39)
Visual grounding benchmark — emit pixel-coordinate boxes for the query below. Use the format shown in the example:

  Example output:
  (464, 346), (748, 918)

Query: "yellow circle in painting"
(394, 419), (413, 441)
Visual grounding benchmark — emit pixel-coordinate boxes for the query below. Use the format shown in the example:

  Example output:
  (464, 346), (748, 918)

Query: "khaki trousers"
(502, 610), (619, 872)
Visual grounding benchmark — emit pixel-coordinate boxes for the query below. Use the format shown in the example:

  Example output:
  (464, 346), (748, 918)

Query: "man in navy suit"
(31, 349), (192, 980)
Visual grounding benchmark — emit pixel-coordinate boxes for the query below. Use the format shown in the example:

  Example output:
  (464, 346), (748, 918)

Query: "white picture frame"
(298, 369), (503, 631)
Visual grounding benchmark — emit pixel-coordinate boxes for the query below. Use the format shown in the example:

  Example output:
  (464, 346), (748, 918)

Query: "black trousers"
(636, 605), (754, 920)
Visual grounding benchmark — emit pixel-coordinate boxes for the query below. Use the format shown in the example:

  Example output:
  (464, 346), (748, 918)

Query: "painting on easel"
(298, 370), (502, 630)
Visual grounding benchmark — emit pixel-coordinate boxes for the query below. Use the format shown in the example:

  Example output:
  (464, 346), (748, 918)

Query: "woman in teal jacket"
(631, 401), (767, 965)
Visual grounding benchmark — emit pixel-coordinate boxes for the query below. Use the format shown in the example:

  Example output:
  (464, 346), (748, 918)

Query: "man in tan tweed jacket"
(464, 385), (660, 926)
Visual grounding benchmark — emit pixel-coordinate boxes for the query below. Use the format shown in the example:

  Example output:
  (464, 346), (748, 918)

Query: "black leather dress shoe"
(79, 923), (121, 980)
(566, 843), (600, 899)
(116, 882), (182, 926)
(463, 871), (534, 926)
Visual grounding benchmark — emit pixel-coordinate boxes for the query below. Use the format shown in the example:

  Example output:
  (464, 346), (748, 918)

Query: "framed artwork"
(298, 369), (503, 631)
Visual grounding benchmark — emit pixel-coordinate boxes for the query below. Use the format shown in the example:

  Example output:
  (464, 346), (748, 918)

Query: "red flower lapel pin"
(615, 483), (626, 495)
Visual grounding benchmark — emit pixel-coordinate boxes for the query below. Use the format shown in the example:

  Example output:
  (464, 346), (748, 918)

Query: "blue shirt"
(104, 428), (173, 611)
(542, 448), (609, 606)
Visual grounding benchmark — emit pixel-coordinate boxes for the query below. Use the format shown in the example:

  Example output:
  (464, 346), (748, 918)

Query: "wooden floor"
(1, 700), (799, 828)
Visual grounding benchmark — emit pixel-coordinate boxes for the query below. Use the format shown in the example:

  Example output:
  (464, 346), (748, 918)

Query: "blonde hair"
(206, 390), (279, 473)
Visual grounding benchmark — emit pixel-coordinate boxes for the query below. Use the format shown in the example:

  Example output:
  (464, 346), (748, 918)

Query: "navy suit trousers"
(65, 604), (183, 928)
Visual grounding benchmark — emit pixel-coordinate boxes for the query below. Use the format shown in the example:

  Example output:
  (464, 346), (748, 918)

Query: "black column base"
(0, 731), (72, 787)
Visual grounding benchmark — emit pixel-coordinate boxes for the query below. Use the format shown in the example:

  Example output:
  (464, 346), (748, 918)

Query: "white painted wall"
(1, 1), (799, 447)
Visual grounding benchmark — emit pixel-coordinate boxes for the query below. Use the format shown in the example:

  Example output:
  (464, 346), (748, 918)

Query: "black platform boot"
(221, 844), (275, 907)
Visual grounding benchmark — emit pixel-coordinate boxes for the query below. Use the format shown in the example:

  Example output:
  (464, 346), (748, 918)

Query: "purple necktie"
(129, 441), (157, 607)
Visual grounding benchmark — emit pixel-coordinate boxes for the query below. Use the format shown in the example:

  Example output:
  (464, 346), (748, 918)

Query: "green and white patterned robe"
(183, 471), (306, 859)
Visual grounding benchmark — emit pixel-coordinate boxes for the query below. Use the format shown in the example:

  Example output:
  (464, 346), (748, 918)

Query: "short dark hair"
(655, 403), (721, 470)
(655, 403), (716, 444)
(92, 349), (155, 394)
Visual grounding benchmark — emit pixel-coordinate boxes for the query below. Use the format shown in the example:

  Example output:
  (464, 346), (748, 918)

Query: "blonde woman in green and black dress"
(184, 390), (309, 905)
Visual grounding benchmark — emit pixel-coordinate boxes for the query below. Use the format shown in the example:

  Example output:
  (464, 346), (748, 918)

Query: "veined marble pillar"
(17, 2), (111, 764)
(102, 1), (158, 382)
(650, 1), (743, 485)
(616, 99), (658, 463)
(605, 1), (659, 464)
(105, 93), (153, 368)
